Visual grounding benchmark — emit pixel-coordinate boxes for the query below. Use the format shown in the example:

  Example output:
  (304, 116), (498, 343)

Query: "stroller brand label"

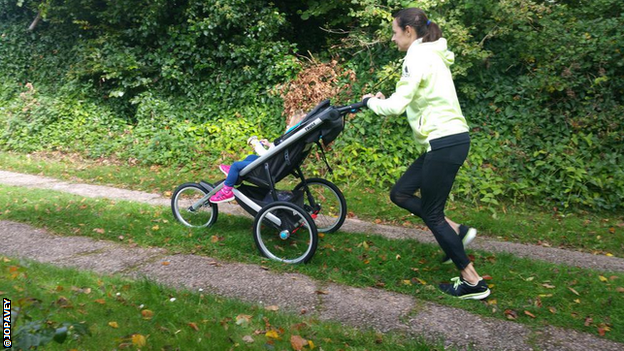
(304, 121), (318, 132)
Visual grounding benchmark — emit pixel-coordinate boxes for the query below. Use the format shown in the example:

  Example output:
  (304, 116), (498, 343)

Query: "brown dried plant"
(278, 57), (356, 119)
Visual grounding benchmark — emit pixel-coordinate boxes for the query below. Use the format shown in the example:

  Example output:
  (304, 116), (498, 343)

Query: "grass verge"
(0, 257), (444, 350)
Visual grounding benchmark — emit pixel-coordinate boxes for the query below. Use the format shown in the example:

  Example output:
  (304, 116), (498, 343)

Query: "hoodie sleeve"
(367, 57), (425, 116)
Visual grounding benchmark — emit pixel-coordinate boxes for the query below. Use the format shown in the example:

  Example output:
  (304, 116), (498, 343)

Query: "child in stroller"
(209, 111), (306, 203)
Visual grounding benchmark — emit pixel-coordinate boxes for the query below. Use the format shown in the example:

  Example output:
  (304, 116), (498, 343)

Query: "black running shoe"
(439, 276), (491, 300)
(441, 225), (477, 265)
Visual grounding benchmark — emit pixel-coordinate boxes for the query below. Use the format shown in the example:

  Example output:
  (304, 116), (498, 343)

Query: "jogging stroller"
(171, 99), (367, 264)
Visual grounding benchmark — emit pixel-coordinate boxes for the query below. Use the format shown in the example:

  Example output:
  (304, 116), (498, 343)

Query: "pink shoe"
(219, 164), (230, 176)
(210, 185), (235, 203)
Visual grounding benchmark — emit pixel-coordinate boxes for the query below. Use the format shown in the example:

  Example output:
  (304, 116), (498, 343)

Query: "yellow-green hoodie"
(367, 38), (469, 151)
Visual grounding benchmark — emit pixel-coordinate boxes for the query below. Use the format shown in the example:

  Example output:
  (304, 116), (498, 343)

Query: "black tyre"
(171, 182), (218, 228)
(253, 201), (318, 264)
(294, 178), (347, 233)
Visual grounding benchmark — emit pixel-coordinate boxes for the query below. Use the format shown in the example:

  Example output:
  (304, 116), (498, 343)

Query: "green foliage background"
(0, 0), (622, 211)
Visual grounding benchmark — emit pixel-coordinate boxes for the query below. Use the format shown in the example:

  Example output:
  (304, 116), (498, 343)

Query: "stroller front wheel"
(253, 201), (318, 264)
(171, 182), (218, 228)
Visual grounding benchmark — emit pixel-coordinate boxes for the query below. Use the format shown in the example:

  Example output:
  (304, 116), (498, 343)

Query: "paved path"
(1, 170), (623, 273)
(1, 221), (622, 351)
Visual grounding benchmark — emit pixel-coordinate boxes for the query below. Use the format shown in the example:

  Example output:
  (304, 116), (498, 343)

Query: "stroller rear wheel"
(171, 182), (218, 228)
(253, 201), (318, 264)
(294, 178), (347, 233)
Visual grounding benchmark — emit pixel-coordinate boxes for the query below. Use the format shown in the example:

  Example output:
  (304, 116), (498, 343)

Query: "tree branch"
(28, 11), (42, 31)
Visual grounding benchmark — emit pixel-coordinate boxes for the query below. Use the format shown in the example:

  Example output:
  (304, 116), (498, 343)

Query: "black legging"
(390, 142), (471, 270)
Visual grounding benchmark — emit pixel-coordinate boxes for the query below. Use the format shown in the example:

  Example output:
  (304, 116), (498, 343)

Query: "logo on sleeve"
(402, 65), (410, 78)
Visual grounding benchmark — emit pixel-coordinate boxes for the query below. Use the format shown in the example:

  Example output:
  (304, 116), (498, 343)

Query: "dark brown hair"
(393, 8), (442, 43)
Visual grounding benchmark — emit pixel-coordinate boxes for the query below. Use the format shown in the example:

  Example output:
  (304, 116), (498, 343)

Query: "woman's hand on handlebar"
(362, 92), (385, 100)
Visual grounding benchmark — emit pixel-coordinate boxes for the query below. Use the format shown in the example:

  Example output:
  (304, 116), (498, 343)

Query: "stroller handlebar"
(335, 98), (369, 115)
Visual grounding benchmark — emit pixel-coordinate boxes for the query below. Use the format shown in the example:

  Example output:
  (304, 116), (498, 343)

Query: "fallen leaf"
(93, 228), (105, 234)
(108, 321), (119, 328)
(291, 335), (308, 351)
(314, 290), (328, 295)
(504, 309), (518, 320)
(161, 261), (170, 266)
(568, 287), (580, 296)
(574, 299), (581, 304)
(598, 326), (607, 336)
(132, 334), (146, 347)
(242, 335), (254, 343)
(598, 275), (608, 282)
(363, 241), (369, 249)
(265, 305), (279, 311)
(616, 287), (624, 293)
(548, 306), (557, 314)
(94, 299), (106, 304)
(236, 314), (252, 326)
(152, 225), (160, 231)
(542, 283), (556, 289)
(584, 317), (593, 327)
(188, 322), (199, 331)
(402, 280), (412, 286)
(308, 340), (315, 349)
(210, 235), (219, 243)
(265, 330), (280, 339)
(141, 309), (154, 319)
(524, 310), (536, 318)
(412, 277), (427, 285)
(482, 275), (493, 280)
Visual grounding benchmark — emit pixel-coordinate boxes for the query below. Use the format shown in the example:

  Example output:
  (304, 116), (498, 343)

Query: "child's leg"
(224, 155), (260, 187)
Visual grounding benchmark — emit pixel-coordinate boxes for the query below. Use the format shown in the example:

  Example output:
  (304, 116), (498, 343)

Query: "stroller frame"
(172, 99), (367, 264)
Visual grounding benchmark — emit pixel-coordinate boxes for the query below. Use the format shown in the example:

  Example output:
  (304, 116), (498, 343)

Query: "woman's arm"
(367, 76), (421, 116)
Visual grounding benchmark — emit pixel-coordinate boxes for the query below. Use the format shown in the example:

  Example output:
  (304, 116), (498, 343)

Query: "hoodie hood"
(407, 38), (455, 67)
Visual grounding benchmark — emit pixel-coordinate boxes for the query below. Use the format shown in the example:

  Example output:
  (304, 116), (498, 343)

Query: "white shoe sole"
(210, 197), (235, 204)
(459, 288), (491, 300)
(443, 228), (477, 264)
(459, 289), (491, 300)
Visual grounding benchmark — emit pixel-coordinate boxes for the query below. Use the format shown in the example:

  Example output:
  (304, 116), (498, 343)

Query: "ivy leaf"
(53, 326), (68, 344)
